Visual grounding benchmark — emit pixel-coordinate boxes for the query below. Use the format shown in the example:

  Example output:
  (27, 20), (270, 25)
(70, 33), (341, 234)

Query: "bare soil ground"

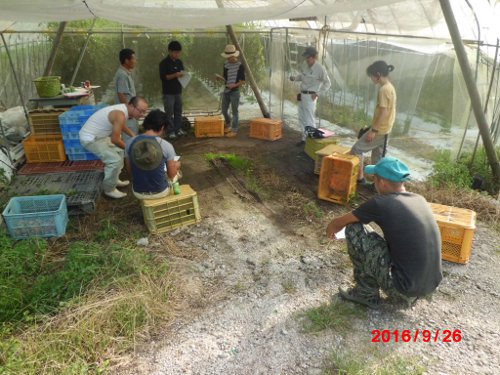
(112, 122), (500, 375)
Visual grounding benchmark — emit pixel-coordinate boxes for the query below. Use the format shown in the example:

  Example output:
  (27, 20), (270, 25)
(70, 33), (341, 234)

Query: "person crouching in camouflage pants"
(326, 157), (443, 309)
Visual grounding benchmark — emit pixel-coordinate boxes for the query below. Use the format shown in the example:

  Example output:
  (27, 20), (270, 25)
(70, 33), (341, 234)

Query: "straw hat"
(221, 44), (240, 58)
(130, 138), (163, 171)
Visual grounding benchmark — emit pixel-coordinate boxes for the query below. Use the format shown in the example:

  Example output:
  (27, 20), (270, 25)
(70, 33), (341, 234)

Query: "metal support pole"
(70, 19), (96, 86)
(0, 33), (29, 121)
(226, 26), (270, 118)
(43, 21), (67, 76)
(439, 0), (500, 182)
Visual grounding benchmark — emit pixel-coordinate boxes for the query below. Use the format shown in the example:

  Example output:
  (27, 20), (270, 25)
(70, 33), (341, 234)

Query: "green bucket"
(33, 76), (61, 98)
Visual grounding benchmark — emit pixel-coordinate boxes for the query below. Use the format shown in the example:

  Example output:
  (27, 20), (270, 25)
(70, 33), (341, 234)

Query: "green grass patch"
(205, 152), (252, 173)
(323, 347), (426, 375)
(303, 201), (324, 219)
(301, 300), (366, 334)
(0, 230), (172, 374)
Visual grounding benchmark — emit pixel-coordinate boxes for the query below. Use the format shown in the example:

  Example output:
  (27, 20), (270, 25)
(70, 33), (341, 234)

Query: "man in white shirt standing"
(290, 46), (331, 146)
(79, 96), (148, 199)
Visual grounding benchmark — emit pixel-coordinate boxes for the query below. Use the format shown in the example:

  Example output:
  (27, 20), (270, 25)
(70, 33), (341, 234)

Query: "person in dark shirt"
(326, 157), (442, 309)
(159, 41), (185, 140)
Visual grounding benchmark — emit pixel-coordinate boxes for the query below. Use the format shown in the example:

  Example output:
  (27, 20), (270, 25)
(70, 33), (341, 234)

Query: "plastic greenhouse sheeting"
(1, 1), (500, 44)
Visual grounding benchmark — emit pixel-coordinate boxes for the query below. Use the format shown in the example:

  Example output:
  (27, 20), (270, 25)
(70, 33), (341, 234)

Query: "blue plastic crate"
(62, 131), (80, 142)
(59, 104), (107, 128)
(2, 194), (68, 239)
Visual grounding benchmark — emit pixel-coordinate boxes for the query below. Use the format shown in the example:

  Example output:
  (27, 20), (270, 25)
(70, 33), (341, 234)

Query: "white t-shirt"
(79, 104), (128, 142)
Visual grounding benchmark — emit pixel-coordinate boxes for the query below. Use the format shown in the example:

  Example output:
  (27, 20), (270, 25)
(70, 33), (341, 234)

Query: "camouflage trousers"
(345, 223), (408, 302)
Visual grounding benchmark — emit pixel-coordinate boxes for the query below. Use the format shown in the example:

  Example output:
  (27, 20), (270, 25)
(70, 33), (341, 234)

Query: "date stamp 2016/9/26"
(371, 329), (462, 343)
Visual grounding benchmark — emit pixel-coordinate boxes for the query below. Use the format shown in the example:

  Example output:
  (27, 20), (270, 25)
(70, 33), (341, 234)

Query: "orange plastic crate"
(28, 108), (68, 134)
(429, 203), (476, 264)
(249, 118), (283, 141)
(314, 144), (351, 174)
(23, 134), (66, 163)
(194, 116), (224, 138)
(318, 154), (360, 204)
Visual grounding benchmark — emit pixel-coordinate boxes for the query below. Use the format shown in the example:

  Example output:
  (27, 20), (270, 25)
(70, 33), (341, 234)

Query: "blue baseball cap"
(364, 157), (411, 182)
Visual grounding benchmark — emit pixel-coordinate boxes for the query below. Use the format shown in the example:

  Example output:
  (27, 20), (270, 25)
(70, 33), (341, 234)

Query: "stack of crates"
(249, 118), (283, 141)
(140, 184), (201, 234)
(194, 115), (225, 138)
(429, 203), (477, 264)
(58, 104), (106, 161)
(314, 144), (351, 174)
(23, 108), (69, 163)
(304, 136), (338, 159)
(318, 154), (360, 204)
(23, 134), (66, 163)
(2, 194), (68, 239)
(28, 108), (68, 134)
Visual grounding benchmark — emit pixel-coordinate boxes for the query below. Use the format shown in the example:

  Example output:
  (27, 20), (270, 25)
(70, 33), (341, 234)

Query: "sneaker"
(168, 132), (177, 140)
(338, 286), (380, 309)
(116, 179), (130, 187)
(176, 129), (187, 136)
(225, 131), (237, 138)
(224, 127), (232, 134)
(295, 140), (305, 147)
(104, 188), (127, 199)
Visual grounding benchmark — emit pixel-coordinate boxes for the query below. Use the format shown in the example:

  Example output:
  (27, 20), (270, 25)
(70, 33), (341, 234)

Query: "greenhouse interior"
(1, 0), (500, 182)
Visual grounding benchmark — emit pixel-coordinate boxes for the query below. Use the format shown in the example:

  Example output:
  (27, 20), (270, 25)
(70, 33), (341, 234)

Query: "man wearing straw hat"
(216, 44), (245, 137)
(326, 157), (442, 309)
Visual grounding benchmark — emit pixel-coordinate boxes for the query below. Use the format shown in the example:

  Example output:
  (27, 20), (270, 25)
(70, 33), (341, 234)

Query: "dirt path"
(114, 124), (500, 375)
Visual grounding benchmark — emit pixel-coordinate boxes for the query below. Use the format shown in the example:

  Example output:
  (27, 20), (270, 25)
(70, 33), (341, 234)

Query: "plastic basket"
(140, 185), (201, 234)
(314, 144), (351, 174)
(304, 137), (338, 159)
(249, 118), (283, 141)
(2, 194), (68, 239)
(29, 108), (68, 134)
(23, 134), (66, 163)
(194, 116), (225, 138)
(33, 76), (61, 98)
(429, 203), (477, 264)
(318, 154), (360, 204)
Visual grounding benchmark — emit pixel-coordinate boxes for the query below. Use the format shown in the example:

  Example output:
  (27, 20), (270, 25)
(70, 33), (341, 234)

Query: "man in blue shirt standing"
(113, 48), (138, 143)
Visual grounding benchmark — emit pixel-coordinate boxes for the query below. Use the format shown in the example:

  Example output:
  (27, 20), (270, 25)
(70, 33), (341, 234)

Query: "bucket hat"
(364, 157), (411, 182)
(130, 138), (163, 171)
(221, 44), (240, 58)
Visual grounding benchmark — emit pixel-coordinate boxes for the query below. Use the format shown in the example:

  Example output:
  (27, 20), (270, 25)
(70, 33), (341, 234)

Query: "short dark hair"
(168, 41), (182, 51)
(119, 48), (135, 64)
(366, 60), (395, 77)
(142, 109), (168, 132)
(128, 96), (146, 107)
